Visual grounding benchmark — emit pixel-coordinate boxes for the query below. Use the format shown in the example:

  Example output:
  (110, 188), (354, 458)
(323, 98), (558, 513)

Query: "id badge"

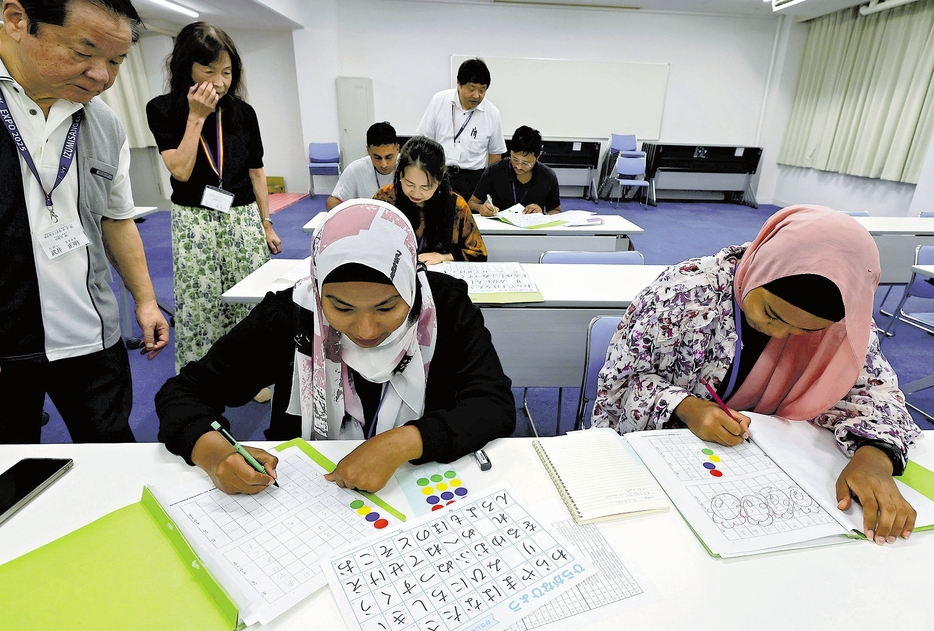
(38, 221), (90, 260)
(201, 185), (235, 213)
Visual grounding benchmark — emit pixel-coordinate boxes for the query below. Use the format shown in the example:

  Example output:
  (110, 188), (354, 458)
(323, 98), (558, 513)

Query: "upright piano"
(641, 143), (762, 207)
(530, 140), (601, 200)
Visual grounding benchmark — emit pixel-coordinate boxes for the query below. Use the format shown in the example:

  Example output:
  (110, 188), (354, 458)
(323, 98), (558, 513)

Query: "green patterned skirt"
(171, 201), (269, 373)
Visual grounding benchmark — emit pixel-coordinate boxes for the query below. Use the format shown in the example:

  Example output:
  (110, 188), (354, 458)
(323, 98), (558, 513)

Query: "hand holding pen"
(674, 378), (751, 446)
(698, 377), (751, 443)
(190, 421), (279, 495)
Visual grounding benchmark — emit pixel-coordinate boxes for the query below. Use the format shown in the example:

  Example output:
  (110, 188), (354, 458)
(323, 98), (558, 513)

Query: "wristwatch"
(261, 217), (273, 225)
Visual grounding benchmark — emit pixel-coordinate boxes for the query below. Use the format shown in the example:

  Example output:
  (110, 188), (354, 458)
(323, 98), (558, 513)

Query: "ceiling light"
(148, 0), (199, 18)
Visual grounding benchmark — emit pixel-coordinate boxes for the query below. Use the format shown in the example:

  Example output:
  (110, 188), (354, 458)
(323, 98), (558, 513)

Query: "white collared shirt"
(0, 59), (135, 360)
(416, 88), (507, 171)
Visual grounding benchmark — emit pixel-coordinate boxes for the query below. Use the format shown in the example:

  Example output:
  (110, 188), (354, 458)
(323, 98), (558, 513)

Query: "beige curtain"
(98, 42), (156, 149)
(778, 0), (934, 184)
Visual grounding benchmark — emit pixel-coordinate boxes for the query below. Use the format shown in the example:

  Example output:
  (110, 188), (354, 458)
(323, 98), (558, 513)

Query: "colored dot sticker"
(365, 512), (380, 522)
(416, 478), (430, 487)
(450, 479), (462, 487)
(441, 491), (454, 501)
(701, 448), (715, 455)
(444, 470), (456, 479)
(357, 507), (371, 516)
(708, 455), (721, 463)
(421, 487), (434, 495)
(710, 469), (723, 477)
(374, 518), (389, 529)
(454, 487), (468, 497)
(431, 505), (443, 511)
(703, 462), (716, 470)
(436, 482), (448, 491)
(430, 474), (443, 483)
(446, 500), (456, 506)
(350, 499), (365, 509)
(426, 495), (440, 505)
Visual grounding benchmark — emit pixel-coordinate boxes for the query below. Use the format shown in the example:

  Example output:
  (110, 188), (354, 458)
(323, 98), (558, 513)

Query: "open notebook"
(625, 414), (934, 558)
(533, 428), (669, 524)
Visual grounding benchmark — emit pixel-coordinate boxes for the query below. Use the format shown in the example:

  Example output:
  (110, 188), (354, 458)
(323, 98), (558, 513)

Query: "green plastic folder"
(0, 487), (239, 631)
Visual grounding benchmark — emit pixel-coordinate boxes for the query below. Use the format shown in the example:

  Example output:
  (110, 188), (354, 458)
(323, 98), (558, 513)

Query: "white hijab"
(287, 199), (438, 440)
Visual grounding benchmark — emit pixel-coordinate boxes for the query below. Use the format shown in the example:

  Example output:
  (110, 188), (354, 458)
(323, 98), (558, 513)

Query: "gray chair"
(841, 210), (870, 217)
(880, 211), (934, 318)
(882, 245), (934, 338)
(527, 249), (644, 435)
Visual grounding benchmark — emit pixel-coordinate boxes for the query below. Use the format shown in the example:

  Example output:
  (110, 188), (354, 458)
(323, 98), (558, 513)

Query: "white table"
(302, 213), (646, 264)
(3, 435), (933, 631)
(222, 260), (667, 388)
(854, 217), (934, 283)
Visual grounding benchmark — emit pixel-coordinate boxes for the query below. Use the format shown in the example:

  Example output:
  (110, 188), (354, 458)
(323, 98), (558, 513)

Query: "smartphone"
(0, 458), (74, 526)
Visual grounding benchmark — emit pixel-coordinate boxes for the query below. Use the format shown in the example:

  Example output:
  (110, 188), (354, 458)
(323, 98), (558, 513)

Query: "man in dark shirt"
(468, 125), (562, 216)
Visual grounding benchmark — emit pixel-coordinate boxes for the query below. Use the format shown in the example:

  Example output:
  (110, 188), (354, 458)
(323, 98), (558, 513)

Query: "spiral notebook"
(533, 429), (669, 524)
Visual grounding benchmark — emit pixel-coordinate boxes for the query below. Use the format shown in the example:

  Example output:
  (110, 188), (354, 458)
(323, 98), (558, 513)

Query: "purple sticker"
(454, 487), (468, 497)
(365, 512), (380, 522)
(426, 495), (440, 505)
(440, 491), (454, 501)
(703, 462), (716, 470)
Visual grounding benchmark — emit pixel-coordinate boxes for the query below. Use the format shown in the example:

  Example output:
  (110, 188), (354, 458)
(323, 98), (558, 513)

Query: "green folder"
(0, 486), (240, 631)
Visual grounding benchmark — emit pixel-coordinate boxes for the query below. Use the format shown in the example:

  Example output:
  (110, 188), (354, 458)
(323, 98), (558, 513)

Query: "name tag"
(38, 221), (90, 260)
(201, 185), (234, 213)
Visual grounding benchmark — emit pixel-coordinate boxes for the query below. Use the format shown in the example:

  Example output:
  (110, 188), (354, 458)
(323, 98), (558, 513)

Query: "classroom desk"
(3, 434), (932, 631)
(222, 260), (667, 388)
(301, 213), (646, 264)
(853, 217), (934, 283)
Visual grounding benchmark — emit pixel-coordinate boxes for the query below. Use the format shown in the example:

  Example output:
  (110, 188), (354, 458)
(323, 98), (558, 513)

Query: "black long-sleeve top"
(156, 272), (516, 465)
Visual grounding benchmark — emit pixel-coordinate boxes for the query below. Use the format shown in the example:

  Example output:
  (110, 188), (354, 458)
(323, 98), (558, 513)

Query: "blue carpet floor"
(40, 196), (934, 443)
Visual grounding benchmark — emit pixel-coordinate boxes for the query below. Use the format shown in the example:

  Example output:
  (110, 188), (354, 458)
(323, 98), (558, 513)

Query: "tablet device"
(0, 458), (73, 526)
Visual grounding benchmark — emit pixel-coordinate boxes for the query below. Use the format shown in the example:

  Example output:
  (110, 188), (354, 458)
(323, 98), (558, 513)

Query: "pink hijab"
(726, 205), (880, 420)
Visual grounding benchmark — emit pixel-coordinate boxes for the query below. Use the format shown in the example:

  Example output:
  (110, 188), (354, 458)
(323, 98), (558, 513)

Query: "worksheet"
(324, 487), (595, 631)
(441, 262), (538, 294)
(152, 446), (403, 625)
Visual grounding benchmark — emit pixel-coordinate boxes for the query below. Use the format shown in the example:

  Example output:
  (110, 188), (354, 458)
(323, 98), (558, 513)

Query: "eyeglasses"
(509, 154), (534, 169)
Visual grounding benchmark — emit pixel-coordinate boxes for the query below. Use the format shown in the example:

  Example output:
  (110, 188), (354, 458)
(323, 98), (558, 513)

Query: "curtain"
(778, 0), (934, 184)
(98, 42), (156, 149)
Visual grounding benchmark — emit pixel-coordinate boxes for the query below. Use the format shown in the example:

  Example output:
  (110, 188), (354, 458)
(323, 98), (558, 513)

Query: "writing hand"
(192, 431), (279, 495)
(522, 204), (543, 214)
(836, 445), (915, 544)
(187, 82), (220, 120)
(675, 396), (750, 446)
(480, 203), (498, 217)
(324, 426), (423, 492)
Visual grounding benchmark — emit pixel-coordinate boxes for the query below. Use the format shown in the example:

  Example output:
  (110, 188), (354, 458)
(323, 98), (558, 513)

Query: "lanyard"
(198, 108), (224, 188)
(375, 165), (383, 189)
(721, 294), (744, 400)
(366, 383), (389, 439)
(511, 181), (530, 206)
(0, 87), (81, 224)
(451, 103), (474, 143)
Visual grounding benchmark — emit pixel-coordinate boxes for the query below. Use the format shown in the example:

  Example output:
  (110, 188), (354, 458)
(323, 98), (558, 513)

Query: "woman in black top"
(146, 22), (281, 373)
(156, 200), (515, 494)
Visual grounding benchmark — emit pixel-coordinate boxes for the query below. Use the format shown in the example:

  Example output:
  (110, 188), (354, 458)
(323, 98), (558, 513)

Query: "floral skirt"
(171, 201), (269, 373)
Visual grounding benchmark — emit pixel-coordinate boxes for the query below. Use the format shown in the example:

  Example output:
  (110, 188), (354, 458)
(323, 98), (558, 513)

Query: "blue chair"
(921, 212), (934, 218)
(841, 210), (870, 217)
(882, 245), (934, 338)
(615, 155), (650, 209)
(308, 142), (340, 198)
(609, 134), (646, 158)
(530, 249), (644, 435)
(575, 316), (622, 430)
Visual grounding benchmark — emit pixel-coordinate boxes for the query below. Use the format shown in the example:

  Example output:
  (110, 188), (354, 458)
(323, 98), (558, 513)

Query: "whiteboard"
(452, 55), (668, 141)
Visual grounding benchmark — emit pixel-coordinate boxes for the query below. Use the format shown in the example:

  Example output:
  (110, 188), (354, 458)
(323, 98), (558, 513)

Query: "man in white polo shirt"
(416, 58), (507, 201)
(0, 0), (169, 443)
(326, 121), (399, 211)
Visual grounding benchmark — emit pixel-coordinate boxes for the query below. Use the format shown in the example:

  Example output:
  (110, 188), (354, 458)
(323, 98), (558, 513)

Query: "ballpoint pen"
(211, 421), (279, 486)
(698, 377), (749, 442)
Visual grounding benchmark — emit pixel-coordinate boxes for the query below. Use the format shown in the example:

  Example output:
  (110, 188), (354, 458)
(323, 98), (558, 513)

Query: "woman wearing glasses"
(468, 126), (562, 217)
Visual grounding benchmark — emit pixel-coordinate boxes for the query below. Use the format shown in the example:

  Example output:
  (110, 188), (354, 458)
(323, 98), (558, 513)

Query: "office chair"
(529, 249), (644, 435)
(609, 134), (646, 158)
(308, 142), (340, 197)
(841, 210), (870, 217)
(880, 211), (934, 319)
(615, 155), (650, 209)
(881, 245), (934, 339)
(575, 316), (622, 430)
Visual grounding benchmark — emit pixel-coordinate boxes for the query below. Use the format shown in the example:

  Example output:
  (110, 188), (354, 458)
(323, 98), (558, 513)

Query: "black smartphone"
(0, 458), (74, 526)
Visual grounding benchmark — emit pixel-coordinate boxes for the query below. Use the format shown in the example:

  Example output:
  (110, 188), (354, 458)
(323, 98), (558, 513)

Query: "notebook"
(533, 428), (669, 524)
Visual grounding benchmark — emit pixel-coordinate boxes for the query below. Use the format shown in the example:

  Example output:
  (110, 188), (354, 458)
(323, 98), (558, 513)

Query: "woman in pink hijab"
(593, 205), (921, 545)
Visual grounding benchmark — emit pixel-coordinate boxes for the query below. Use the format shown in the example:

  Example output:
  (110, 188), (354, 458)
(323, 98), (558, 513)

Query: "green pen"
(211, 421), (279, 487)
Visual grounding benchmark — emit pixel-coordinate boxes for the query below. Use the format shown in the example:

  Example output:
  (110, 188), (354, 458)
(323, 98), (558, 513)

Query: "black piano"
(507, 139), (601, 200)
(641, 143), (762, 207)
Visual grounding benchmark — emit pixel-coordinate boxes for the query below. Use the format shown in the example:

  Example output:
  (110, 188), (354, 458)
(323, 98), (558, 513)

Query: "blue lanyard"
(511, 181), (529, 206)
(451, 103), (474, 143)
(366, 383), (389, 439)
(721, 294), (744, 400)
(0, 87), (82, 224)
